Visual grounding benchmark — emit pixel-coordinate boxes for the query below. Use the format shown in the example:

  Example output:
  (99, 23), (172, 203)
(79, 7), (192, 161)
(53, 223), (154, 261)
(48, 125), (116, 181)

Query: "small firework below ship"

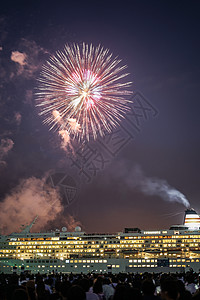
(1, 209), (200, 274)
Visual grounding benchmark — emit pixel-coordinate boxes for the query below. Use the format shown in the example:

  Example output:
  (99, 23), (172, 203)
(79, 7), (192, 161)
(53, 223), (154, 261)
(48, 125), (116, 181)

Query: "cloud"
(0, 176), (62, 234)
(11, 51), (27, 66)
(24, 90), (33, 106)
(14, 112), (22, 125)
(0, 160), (7, 171)
(10, 51), (27, 76)
(0, 138), (14, 161)
(0, 175), (82, 235)
(10, 39), (49, 79)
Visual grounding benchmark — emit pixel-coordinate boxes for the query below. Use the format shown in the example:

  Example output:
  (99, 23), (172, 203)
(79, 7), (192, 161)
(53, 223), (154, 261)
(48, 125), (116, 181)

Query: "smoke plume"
(0, 176), (81, 235)
(114, 163), (190, 208)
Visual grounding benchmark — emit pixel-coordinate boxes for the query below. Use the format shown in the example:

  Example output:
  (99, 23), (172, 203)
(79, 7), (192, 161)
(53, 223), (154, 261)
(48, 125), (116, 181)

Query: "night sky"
(0, 1), (200, 234)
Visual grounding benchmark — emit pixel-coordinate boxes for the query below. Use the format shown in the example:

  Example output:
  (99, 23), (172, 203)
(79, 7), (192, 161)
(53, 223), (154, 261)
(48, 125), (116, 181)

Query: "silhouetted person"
(185, 274), (197, 295)
(113, 284), (142, 300)
(26, 280), (36, 300)
(79, 278), (99, 300)
(67, 285), (86, 300)
(112, 284), (126, 300)
(36, 281), (50, 300)
(176, 280), (192, 300)
(124, 287), (142, 300)
(12, 288), (28, 300)
(160, 279), (179, 300)
(142, 279), (160, 299)
(93, 278), (105, 300)
(60, 281), (71, 300)
(102, 278), (114, 300)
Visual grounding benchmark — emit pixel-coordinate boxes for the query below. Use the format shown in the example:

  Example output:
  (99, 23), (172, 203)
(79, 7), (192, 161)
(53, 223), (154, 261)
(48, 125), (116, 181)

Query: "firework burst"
(36, 43), (132, 142)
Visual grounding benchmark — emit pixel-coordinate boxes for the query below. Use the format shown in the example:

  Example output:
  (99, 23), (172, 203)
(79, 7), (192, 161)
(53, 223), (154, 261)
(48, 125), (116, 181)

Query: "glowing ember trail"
(36, 43), (132, 142)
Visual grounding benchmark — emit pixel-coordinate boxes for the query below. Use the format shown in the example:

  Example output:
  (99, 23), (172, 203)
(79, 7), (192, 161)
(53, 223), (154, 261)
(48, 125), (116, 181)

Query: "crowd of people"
(0, 271), (200, 300)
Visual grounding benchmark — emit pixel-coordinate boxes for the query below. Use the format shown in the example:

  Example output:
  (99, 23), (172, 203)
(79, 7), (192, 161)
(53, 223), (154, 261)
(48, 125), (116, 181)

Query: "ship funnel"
(184, 208), (200, 229)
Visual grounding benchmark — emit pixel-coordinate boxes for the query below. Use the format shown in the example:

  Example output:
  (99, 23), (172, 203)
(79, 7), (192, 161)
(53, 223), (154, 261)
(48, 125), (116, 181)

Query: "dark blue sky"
(0, 1), (200, 233)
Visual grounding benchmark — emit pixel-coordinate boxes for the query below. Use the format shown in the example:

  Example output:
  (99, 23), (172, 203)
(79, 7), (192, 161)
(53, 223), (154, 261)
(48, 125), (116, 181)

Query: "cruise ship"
(1, 209), (200, 274)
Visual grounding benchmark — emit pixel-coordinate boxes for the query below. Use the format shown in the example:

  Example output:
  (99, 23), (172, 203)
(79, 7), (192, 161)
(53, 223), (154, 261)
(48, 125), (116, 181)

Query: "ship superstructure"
(1, 209), (200, 274)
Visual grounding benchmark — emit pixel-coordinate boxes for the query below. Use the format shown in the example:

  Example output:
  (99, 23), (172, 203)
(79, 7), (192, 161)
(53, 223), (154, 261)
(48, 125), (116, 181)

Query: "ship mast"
(20, 216), (38, 234)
